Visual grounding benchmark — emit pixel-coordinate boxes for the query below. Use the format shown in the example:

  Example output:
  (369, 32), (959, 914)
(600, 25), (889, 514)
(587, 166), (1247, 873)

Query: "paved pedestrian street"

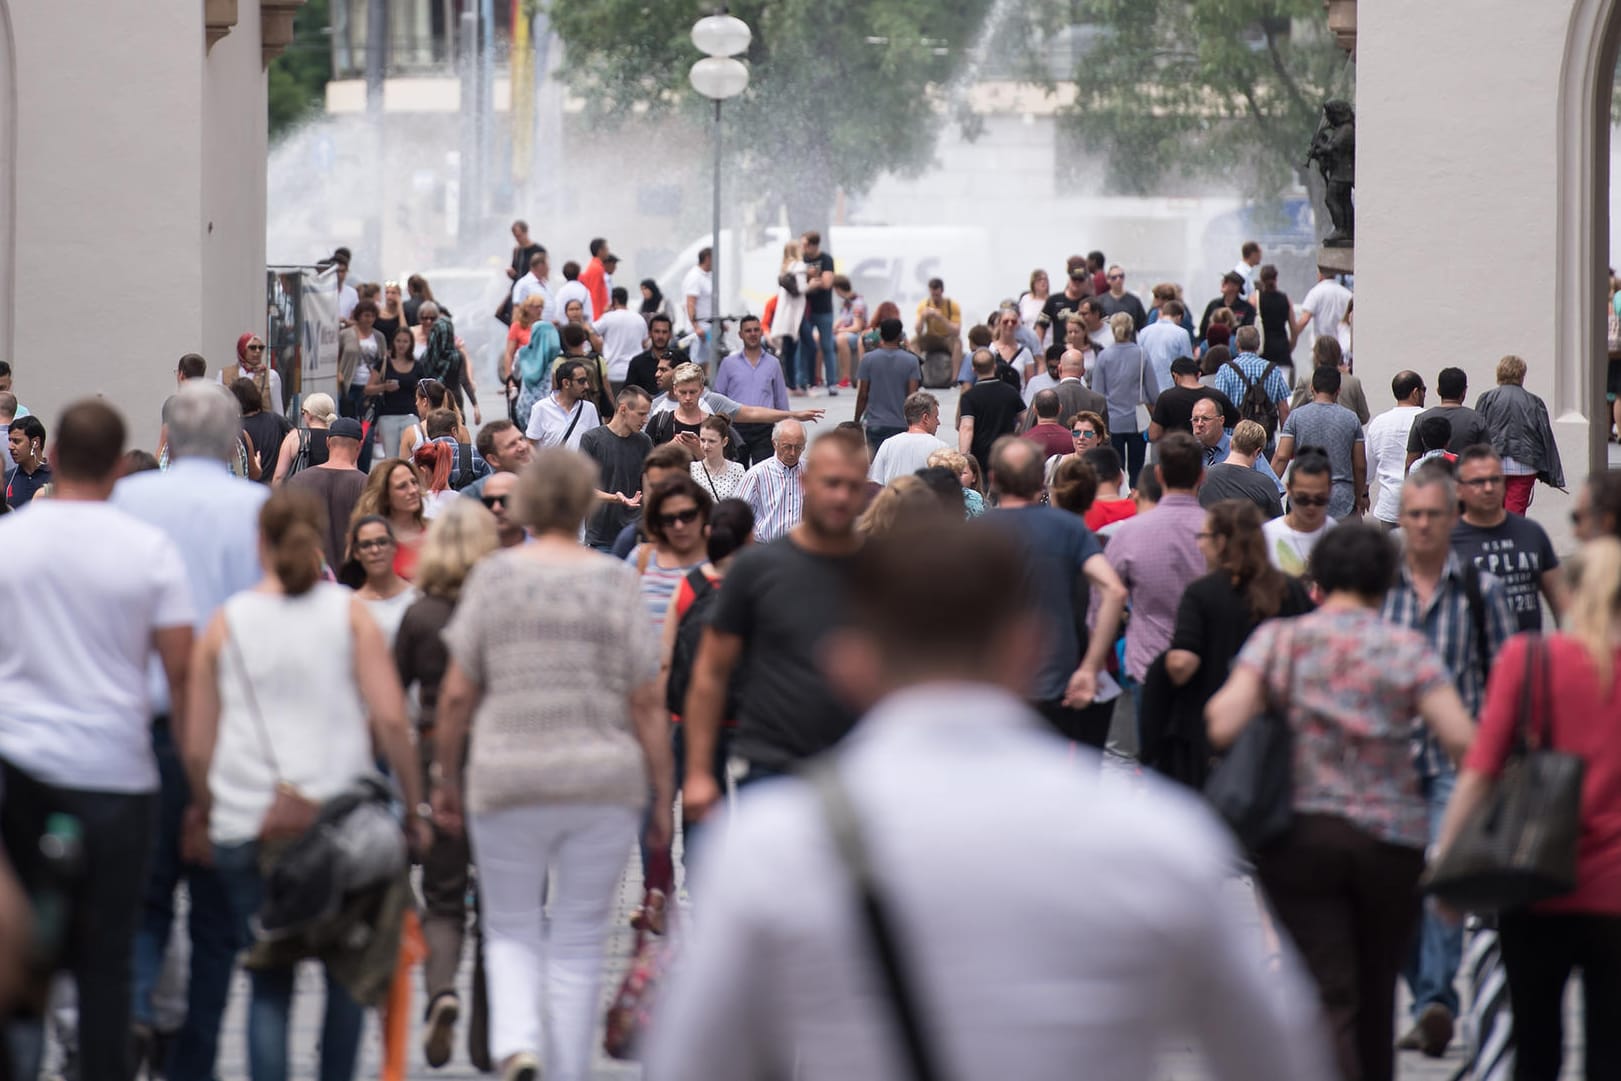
(202, 756), (1585, 1081)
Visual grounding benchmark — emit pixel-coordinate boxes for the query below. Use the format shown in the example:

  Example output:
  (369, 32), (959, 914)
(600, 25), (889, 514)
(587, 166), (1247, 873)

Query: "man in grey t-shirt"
(1271, 366), (1367, 520)
(853, 317), (922, 453)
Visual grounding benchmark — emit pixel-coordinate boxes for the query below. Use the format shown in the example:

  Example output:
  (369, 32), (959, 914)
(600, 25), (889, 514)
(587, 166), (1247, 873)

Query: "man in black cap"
(1148, 356), (1239, 440)
(1198, 271), (1258, 343)
(287, 416), (368, 568)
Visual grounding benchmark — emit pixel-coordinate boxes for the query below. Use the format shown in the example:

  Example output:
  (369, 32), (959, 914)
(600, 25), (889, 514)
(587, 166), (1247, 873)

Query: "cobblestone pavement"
(205, 376), (1595, 1081)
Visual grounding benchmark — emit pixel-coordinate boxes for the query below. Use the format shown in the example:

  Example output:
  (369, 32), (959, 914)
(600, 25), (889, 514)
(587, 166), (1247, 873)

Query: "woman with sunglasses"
(1262, 448), (1335, 581)
(989, 307), (1035, 384)
(376, 281), (405, 341)
(221, 332), (284, 417)
(272, 391), (337, 485)
(367, 327), (425, 463)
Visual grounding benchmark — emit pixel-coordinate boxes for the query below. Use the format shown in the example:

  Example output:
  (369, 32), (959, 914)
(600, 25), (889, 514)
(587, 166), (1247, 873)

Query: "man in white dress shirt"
(648, 520), (1336, 1081)
(735, 419), (806, 542)
(510, 248), (552, 313)
(1363, 370), (1427, 530)
(525, 359), (600, 450)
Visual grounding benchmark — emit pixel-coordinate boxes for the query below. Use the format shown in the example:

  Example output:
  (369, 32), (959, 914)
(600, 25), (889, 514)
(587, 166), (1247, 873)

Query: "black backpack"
(1226, 359), (1280, 437)
(286, 429), (312, 479)
(995, 355), (1024, 394)
(666, 569), (742, 718)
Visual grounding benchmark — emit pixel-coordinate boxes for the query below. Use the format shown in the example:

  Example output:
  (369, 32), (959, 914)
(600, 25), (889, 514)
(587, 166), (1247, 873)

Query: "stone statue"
(1307, 100), (1355, 248)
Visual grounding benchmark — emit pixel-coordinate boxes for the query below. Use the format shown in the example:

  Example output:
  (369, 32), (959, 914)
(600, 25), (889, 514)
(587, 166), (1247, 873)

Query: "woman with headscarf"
(221, 332), (284, 417)
(639, 279), (673, 328)
(418, 307), (481, 427)
(512, 315), (562, 429)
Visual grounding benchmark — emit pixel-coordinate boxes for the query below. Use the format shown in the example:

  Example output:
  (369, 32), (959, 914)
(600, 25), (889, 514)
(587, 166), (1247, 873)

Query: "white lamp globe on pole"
(689, 11), (751, 372)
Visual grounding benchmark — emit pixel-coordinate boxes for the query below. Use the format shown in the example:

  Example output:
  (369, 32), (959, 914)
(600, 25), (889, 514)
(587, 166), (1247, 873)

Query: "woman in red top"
(1437, 536), (1621, 1081)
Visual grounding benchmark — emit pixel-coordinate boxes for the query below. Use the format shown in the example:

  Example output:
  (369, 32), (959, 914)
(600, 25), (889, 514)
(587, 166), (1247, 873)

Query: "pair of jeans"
(131, 721), (240, 1081)
(1497, 909), (1621, 1081)
(1255, 813), (1425, 1081)
(0, 759), (155, 1081)
(1111, 430), (1147, 489)
(731, 422), (775, 468)
(468, 803), (636, 1081)
(864, 425), (905, 455)
(776, 336), (800, 387)
(797, 311), (836, 388)
(212, 842), (364, 1081)
(1401, 767), (1461, 1017)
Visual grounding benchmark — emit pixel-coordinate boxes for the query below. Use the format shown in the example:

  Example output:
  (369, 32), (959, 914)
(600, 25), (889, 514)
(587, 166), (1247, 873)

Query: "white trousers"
(469, 802), (636, 1081)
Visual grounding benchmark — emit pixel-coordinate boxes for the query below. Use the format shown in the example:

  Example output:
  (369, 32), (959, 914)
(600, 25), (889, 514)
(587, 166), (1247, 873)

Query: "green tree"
(1057, 0), (1350, 204)
(546, 0), (999, 233)
(269, 0), (333, 140)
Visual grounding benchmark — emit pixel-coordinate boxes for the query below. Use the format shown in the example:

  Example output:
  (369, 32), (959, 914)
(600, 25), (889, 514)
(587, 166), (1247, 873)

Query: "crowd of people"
(1, 229), (1620, 1081)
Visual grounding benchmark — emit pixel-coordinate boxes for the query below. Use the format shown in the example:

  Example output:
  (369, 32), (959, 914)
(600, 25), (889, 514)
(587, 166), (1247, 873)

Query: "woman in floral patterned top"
(1207, 522), (1475, 1081)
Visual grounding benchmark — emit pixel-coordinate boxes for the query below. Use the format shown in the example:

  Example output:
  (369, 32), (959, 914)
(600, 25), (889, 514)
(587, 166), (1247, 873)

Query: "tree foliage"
(1058, 0), (1350, 201)
(546, 0), (999, 233)
(269, 0), (333, 140)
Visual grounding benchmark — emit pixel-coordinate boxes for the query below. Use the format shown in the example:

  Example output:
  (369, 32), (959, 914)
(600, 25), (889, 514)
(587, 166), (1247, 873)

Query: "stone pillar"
(1325, 0), (1356, 56)
(205, 0), (238, 51)
(260, 0), (306, 66)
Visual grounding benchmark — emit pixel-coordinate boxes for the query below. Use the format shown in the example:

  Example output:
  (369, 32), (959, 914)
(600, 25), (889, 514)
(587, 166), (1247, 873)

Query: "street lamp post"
(689, 12), (751, 373)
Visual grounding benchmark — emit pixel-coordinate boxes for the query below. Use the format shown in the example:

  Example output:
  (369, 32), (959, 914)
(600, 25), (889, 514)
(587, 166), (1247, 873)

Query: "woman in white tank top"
(184, 489), (428, 1081)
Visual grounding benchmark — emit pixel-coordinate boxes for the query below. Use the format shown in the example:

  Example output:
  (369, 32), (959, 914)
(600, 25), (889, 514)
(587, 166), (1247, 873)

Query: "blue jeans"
(1402, 767), (1461, 1016)
(213, 841), (365, 1081)
(132, 720), (240, 1081)
(864, 425), (905, 455)
(1111, 430), (1146, 489)
(798, 311), (836, 388)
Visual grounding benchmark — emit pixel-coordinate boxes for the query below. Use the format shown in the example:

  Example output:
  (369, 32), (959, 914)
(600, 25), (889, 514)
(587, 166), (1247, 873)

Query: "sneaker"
(827, 388), (840, 396)
(423, 992), (460, 1069)
(838, 379), (851, 388)
(501, 1052), (540, 1081)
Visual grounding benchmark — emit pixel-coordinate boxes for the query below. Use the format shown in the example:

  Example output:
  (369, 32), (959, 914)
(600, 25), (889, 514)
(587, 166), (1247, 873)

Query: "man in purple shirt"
(713, 314), (790, 466)
(1105, 432), (1208, 689)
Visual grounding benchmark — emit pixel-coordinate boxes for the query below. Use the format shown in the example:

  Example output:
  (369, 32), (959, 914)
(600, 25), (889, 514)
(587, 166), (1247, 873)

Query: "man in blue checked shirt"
(1380, 463), (1516, 1059)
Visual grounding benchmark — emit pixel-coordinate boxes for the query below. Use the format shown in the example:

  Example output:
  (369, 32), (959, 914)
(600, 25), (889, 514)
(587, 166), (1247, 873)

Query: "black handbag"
(1421, 635), (1585, 912)
(1204, 626), (1295, 852)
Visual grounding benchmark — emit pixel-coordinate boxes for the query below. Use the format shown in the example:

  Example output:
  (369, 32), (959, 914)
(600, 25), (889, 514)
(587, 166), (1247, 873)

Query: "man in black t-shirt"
(1197, 271), (1258, 342)
(1041, 266), (1091, 331)
(1450, 445), (1566, 632)
(958, 349), (1027, 469)
(1405, 366), (1490, 468)
(1148, 356), (1239, 438)
(579, 387), (654, 549)
(681, 429), (870, 822)
(625, 314), (689, 397)
(797, 231), (838, 390)
(1198, 420), (1284, 518)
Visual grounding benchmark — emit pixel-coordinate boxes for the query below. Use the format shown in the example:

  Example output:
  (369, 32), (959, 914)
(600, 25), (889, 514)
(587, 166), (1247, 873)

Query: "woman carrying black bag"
(1434, 537), (1621, 1081)
(1205, 523), (1475, 1081)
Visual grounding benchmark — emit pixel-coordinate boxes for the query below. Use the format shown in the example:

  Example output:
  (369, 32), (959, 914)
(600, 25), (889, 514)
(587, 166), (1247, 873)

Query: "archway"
(1560, 0), (1621, 470)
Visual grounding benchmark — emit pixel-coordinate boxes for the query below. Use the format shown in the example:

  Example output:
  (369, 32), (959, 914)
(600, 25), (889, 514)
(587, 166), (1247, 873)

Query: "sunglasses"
(481, 494), (508, 509)
(1072, 429), (1098, 439)
(355, 537), (394, 552)
(1289, 494), (1330, 508)
(657, 507), (702, 527)
(246, 344), (266, 352)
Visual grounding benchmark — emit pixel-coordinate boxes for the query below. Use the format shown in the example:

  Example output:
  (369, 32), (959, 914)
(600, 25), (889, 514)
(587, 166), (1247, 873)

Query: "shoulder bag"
(1204, 625), (1296, 853)
(225, 618), (320, 844)
(1421, 635), (1585, 912)
(807, 758), (948, 1081)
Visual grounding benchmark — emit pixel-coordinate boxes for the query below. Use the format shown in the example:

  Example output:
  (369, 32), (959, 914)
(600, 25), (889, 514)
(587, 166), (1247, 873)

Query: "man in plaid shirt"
(1380, 462), (1516, 1058)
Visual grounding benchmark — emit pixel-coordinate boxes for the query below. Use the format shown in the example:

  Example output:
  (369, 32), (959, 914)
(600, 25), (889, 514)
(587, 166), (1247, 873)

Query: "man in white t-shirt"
(1262, 450), (1334, 579)
(553, 259), (595, 324)
(1234, 240), (1263, 294)
(594, 285), (650, 387)
(526, 358), (602, 449)
(0, 399), (196, 1081)
(868, 391), (950, 484)
(1299, 266), (1353, 344)
(683, 248), (715, 351)
(511, 248), (554, 314)
(1363, 370), (1427, 530)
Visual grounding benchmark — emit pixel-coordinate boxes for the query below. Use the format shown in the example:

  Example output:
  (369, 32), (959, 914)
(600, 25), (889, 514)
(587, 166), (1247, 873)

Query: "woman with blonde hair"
(1092, 311), (1155, 487)
(272, 391), (338, 484)
(1435, 537), (1621, 1081)
(354, 457), (427, 580)
(1019, 269), (1050, 345)
(770, 240), (808, 390)
(855, 475), (940, 537)
(185, 489), (427, 1081)
(1475, 353), (1565, 514)
(925, 447), (985, 517)
(394, 499), (500, 1066)
(431, 450), (675, 1081)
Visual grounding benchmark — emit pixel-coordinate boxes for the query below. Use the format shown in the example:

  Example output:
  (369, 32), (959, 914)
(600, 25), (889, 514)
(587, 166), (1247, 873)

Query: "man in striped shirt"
(737, 419), (806, 542)
(1381, 463), (1516, 1058)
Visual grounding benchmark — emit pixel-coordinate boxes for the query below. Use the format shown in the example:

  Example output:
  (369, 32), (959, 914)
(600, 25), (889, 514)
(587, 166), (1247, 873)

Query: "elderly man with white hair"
(110, 380), (269, 1081)
(736, 418), (808, 542)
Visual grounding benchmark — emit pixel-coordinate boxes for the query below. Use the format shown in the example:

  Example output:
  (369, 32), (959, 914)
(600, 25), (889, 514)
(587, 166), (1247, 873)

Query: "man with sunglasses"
(525, 359), (600, 450)
(1096, 265), (1148, 332)
(1450, 444), (1566, 633)
(478, 472), (526, 547)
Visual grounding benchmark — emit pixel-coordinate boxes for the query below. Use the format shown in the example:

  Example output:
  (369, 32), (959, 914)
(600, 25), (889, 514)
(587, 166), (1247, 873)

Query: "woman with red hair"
(220, 331), (285, 416)
(413, 440), (460, 520)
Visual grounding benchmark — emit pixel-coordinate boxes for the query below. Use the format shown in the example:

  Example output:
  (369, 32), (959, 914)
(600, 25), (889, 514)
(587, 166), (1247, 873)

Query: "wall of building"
(1356, 0), (1605, 545)
(7, 1), (204, 444)
(204, 2), (270, 388)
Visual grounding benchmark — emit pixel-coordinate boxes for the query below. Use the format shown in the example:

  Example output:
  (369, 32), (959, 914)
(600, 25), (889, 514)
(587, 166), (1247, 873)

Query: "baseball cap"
(1169, 356), (1200, 376)
(328, 417), (364, 441)
(1221, 270), (1246, 287)
(602, 252), (620, 265)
